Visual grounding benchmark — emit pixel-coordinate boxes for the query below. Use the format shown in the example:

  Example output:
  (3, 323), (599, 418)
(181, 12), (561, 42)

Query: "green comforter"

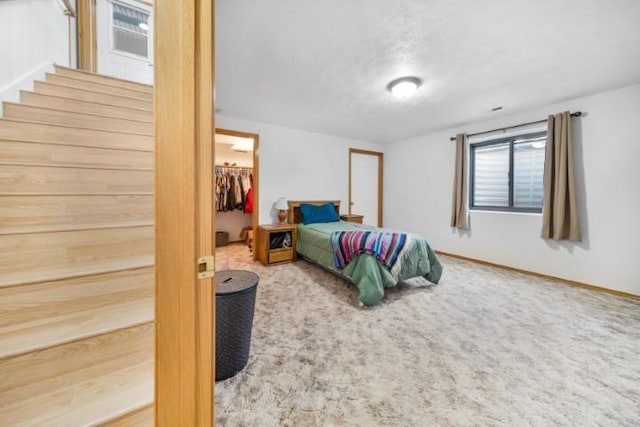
(296, 221), (442, 305)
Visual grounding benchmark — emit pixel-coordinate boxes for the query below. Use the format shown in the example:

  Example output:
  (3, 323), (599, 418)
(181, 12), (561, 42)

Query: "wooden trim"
(349, 148), (383, 156)
(155, 0), (214, 425)
(379, 153), (383, 226)
(101, 404), (153, 426)
(194, 0), (214, 423)
(253, 135), (260, 262)
(348, 152), (351, 215)
(348, 148), (383, 227)
(436, 250), (640, 301)
(215, 128), (260, 262)
(77, 0), (97, 72)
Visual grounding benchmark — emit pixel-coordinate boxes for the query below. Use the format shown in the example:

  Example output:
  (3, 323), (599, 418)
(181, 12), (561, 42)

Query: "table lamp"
(275, 197), (288, 224)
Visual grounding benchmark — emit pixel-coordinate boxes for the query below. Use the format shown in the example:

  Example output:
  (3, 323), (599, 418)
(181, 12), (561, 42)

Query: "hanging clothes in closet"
(215, 166), (253, 212)
(244, 176), (254, 214)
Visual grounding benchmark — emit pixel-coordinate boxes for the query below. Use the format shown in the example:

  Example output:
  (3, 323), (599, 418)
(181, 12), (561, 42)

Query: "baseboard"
(0, 62), (54, 116)
(435, 250), (640, 301)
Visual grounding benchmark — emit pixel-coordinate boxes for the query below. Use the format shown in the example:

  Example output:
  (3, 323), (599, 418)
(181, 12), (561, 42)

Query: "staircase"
(0, 66), (154, 426)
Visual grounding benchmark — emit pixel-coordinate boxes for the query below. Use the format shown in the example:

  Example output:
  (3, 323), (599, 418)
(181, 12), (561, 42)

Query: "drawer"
(269, 249), (293, 264)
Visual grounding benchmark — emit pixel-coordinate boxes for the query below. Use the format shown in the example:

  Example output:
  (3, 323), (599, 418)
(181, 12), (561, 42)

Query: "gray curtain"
(450, 133), (469, 229)
(541, 111), (581, 241)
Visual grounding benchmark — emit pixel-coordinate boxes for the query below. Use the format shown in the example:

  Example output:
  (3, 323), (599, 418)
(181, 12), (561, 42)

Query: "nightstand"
(257, 224), (297, 266)
(340, 214), (364, 224)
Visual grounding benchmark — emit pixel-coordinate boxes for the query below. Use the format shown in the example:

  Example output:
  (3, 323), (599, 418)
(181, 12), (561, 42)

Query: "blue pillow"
(300, 202), (339, 225)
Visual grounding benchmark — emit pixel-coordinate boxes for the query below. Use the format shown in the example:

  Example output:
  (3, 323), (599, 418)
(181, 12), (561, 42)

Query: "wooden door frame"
(348, 148), (384, 227)
(155, 0), (214, 425)
(77, 0), (98, 72)
(214, 128), (260, 261)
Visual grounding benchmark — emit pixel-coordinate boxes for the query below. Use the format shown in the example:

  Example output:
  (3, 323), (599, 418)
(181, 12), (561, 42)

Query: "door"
(96, 0), (154, 84)
(349, 149), (383, 227)
(155, 0), (214, 424)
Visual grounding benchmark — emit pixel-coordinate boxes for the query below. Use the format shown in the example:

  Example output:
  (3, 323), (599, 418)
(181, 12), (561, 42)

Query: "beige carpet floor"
(214, 244), (640, 427)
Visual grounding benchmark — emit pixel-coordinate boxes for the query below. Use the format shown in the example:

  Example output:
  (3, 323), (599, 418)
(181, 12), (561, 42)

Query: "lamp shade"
(387, 76), (421, 98)
(275, 197), (288, 210)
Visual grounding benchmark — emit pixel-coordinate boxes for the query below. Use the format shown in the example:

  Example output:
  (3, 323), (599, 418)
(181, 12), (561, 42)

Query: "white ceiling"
(216, 0), (640, 143)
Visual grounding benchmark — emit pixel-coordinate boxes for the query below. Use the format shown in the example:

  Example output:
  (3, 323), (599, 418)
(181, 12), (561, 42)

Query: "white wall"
(385, 84), (640, 296)
(0, 0), (71, 111)
(216, 116), (384, 225)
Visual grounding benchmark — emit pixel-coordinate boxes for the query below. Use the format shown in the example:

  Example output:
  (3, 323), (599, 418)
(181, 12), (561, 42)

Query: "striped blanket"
(331, 230), (409, 271)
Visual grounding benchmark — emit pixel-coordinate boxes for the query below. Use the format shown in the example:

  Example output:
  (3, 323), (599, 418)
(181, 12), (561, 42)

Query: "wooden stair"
(45, 73), (154, 102)
(0, 67), (154, 425)
(53, 65), (153, 94)
(0, 268), (153, 358)
(33, 82), (152, 112)
(19, 92), (153, 122)
(2, 103), (154, 135)
(0, 324), (154, 427)
(0, 119), (153, 151)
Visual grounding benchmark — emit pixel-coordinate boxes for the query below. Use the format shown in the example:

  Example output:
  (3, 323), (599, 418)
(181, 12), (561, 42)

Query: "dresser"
(257, 224), (297, 266)
(339, 214), (364, 224)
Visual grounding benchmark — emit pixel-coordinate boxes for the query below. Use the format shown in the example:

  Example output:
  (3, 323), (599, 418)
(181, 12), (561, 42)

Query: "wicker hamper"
(215, 270), (259, 381)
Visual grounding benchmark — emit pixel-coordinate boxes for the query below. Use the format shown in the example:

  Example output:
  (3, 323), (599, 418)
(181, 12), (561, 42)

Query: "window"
(470, 132), (546, 213)
(111, 2), (150, 59)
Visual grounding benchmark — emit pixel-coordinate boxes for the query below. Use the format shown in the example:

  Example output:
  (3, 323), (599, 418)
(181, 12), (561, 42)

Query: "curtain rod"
(449, 111), (582, 141)
(215, 164), (253, 170)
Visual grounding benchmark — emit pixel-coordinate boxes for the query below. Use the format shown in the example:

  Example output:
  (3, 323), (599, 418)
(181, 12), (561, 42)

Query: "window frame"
(469, 131), (547, 214)
(109, 0), (152, 62)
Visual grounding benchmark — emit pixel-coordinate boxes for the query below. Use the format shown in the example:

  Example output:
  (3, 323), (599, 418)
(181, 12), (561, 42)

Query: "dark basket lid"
(216, 270), (259, 296)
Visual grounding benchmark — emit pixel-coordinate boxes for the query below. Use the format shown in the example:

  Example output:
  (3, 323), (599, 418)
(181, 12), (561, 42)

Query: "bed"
(288, 200), (442, 306)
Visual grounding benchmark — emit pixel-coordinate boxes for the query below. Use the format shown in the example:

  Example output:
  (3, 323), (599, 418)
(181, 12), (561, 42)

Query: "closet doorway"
(214, 128), (260, 261)
(349, 148), (383, 227)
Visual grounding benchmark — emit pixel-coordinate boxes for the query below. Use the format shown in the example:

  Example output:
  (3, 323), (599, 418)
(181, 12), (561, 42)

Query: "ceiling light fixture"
(387, 77), (422, 98)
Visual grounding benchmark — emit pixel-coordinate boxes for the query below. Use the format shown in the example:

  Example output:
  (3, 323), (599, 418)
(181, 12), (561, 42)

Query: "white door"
(96, 0), (153, 84)
(350, 151), (382, 227)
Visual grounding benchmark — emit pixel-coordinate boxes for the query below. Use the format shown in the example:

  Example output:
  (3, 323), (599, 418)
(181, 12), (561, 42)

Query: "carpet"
(214, 244), (640, 426)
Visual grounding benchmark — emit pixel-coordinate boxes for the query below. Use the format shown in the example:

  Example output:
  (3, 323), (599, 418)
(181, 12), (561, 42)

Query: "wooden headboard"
(287, 200), (341, 224)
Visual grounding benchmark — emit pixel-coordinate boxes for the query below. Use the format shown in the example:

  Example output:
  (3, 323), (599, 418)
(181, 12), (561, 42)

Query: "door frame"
(77, 0), (98, 72)
(155, 0), (214, 425)
(348, 148), (384, 227)
(214, 128), (260, 261)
